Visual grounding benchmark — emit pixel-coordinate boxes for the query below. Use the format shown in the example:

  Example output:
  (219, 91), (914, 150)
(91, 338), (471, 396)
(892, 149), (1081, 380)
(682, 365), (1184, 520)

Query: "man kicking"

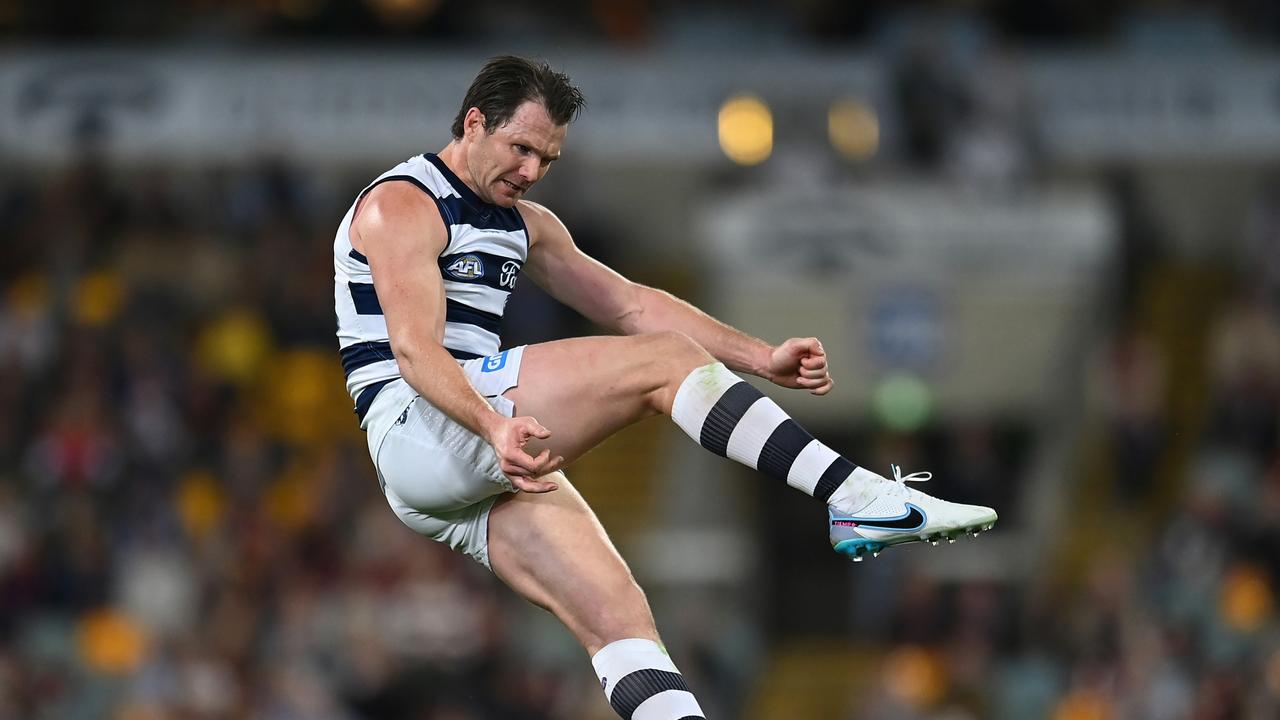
(333, 56), (996, 720)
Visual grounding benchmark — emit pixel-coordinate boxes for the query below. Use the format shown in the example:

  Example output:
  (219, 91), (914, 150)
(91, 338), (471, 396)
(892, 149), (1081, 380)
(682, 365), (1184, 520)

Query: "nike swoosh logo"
(833, 503), (926, 531)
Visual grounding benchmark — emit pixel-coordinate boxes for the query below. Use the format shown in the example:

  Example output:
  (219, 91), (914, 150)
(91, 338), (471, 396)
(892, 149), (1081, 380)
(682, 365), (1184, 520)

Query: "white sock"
(591, 638), (705, 720)
(671, 362), (886, 512)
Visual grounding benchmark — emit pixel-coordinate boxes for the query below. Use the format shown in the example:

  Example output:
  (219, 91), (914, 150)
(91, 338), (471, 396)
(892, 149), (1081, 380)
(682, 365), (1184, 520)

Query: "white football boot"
(829, 465), (997, 562)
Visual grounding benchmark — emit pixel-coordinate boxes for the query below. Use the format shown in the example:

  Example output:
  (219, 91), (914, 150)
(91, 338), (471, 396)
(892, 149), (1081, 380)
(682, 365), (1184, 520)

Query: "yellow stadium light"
(828, 98), (879, 161)
(718, 95), (773, 166)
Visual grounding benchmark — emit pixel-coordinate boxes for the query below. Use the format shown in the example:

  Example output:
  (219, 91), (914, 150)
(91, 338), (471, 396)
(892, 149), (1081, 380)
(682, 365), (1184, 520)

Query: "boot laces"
(885, 464), (932, 498)
(891, 464), (932, 484)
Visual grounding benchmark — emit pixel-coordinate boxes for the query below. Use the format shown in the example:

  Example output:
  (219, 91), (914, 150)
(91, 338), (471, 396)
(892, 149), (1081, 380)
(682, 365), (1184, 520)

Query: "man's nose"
(519, 157), (540, 180)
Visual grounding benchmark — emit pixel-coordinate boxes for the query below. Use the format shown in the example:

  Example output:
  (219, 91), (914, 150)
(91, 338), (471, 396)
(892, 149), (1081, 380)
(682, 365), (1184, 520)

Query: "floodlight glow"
(718, 95), (773, 166)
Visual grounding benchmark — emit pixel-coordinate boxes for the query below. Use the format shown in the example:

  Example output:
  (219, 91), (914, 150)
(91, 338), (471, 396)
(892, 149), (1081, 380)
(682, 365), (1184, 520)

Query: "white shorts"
(363, 347), (526, 569)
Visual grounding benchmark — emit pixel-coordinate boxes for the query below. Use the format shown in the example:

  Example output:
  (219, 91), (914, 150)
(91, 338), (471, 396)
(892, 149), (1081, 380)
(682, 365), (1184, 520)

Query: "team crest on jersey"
(445, 254), (484, 280)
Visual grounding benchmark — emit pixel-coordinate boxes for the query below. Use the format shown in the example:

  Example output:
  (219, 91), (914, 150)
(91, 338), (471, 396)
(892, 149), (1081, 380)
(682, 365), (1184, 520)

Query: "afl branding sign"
(445, 254), (484, 280)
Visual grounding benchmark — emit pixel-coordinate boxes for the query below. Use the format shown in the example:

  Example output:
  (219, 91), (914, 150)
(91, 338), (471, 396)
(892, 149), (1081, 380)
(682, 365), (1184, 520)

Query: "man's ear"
(464, 107), (487, 138)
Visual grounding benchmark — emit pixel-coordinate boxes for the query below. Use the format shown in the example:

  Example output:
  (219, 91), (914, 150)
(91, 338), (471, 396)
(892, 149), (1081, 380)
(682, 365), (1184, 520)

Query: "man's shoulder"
(516, 200), (567, 245)
(516, 199), (554, 221)
(356, 181), (445, 232)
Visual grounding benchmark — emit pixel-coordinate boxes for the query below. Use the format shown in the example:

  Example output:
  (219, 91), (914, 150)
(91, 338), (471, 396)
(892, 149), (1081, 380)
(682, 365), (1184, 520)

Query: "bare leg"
(487, 473), (657, 654)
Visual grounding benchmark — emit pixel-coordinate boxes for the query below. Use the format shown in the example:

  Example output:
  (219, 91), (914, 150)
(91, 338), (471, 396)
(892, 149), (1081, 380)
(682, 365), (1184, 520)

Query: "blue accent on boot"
(833, 537), (886, 558)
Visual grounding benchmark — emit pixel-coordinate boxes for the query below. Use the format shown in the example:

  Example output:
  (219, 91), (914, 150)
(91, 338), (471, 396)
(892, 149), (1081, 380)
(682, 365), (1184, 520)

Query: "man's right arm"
(350, 182), (562, 489)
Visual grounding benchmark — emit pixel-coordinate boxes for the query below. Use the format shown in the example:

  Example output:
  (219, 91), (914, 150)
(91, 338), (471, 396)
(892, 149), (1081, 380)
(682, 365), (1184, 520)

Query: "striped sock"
(671, 362), (882, 513)
(591, 639), (705, 720)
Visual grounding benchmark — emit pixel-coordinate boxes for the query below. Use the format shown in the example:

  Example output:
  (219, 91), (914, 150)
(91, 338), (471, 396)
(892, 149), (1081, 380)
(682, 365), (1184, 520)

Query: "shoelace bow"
(891, 464), (932, 485)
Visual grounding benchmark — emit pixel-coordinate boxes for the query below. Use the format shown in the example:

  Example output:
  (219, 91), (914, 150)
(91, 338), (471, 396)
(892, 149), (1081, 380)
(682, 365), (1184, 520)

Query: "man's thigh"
(502, 334), (704, 465)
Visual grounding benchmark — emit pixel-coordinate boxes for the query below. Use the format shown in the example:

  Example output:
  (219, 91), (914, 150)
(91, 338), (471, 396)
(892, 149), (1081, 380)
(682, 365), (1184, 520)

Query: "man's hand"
(764, 337), (835, 396)
(485, 415), (565, 492)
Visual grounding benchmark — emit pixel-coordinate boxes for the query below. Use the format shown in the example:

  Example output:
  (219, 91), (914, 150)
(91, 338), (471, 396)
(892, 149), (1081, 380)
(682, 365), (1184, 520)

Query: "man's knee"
(587, 575), (658, 649)
(629, 332), (713, 412)
(633, 331), (714, 383)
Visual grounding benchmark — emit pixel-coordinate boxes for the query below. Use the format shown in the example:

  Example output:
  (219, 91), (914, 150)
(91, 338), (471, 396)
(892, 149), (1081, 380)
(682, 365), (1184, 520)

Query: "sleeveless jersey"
(333, 153), (529, 426)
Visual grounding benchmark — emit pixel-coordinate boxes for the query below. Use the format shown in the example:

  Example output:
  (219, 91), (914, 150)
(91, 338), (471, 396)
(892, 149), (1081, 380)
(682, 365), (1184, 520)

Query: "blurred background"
(3, 1), (1280, 718)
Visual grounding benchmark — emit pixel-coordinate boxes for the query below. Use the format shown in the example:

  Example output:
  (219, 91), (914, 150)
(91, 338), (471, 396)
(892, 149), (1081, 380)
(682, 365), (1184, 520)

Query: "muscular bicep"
(351, 183), (448, 352)
(519, 202), (640, 332)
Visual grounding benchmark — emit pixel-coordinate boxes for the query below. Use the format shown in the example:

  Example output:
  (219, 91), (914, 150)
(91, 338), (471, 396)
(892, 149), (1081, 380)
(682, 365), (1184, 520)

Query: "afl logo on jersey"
(445, 254), (484, 280)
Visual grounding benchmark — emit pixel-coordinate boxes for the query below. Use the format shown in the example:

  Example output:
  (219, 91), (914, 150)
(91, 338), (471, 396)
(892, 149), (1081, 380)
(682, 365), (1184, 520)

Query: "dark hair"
(450, 56), (586, 139)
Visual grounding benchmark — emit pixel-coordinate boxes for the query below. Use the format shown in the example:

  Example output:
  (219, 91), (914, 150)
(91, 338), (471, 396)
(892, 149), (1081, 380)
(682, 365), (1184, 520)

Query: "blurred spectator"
(1204, 292), (1280, 460)
(1090, 316), (1168, 504)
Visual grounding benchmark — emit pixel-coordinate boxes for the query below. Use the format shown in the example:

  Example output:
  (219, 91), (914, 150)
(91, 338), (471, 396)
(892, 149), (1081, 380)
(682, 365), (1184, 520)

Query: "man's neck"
(435, 142), (480, 196)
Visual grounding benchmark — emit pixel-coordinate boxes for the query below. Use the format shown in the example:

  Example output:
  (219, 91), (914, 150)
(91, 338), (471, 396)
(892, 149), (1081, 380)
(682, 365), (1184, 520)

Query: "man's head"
(450, 56), (586, 207)
(451, 56), (585, 141)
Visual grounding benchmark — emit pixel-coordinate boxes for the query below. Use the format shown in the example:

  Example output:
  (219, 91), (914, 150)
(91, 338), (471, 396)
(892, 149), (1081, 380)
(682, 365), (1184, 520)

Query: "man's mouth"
(501, 179), (525, 192)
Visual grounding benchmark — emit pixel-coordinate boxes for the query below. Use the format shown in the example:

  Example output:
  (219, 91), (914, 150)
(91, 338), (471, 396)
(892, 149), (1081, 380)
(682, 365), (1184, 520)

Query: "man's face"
(463, 100), (566, 207)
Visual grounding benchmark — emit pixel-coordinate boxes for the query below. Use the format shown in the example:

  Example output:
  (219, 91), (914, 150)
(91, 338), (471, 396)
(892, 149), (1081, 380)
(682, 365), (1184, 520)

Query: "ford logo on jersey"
(499, 260), (520, 290)
(445, 254), (484, 280)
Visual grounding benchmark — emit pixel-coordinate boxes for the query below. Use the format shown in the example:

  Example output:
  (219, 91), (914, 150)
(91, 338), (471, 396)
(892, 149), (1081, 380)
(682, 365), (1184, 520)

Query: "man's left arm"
(518, 201), (833, 395)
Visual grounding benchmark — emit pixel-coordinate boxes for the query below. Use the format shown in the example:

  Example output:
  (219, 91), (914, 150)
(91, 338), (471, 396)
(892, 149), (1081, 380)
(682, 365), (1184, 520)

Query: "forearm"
(618, 284), (774, 377)
(394, 338), (503, 440)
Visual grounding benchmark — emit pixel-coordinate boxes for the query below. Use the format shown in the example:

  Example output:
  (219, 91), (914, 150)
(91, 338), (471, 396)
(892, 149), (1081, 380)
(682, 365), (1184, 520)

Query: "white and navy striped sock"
(671, 362), (881, 512)
(592, 639), (705, 720)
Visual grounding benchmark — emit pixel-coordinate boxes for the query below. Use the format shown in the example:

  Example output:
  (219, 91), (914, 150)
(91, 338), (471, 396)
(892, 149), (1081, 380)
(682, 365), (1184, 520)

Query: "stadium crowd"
(0, 142), (1277, 719)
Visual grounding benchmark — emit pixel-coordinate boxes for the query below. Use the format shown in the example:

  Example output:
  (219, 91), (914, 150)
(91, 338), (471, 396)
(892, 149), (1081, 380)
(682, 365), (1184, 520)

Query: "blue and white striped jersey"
(333, 153), (529, 426)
